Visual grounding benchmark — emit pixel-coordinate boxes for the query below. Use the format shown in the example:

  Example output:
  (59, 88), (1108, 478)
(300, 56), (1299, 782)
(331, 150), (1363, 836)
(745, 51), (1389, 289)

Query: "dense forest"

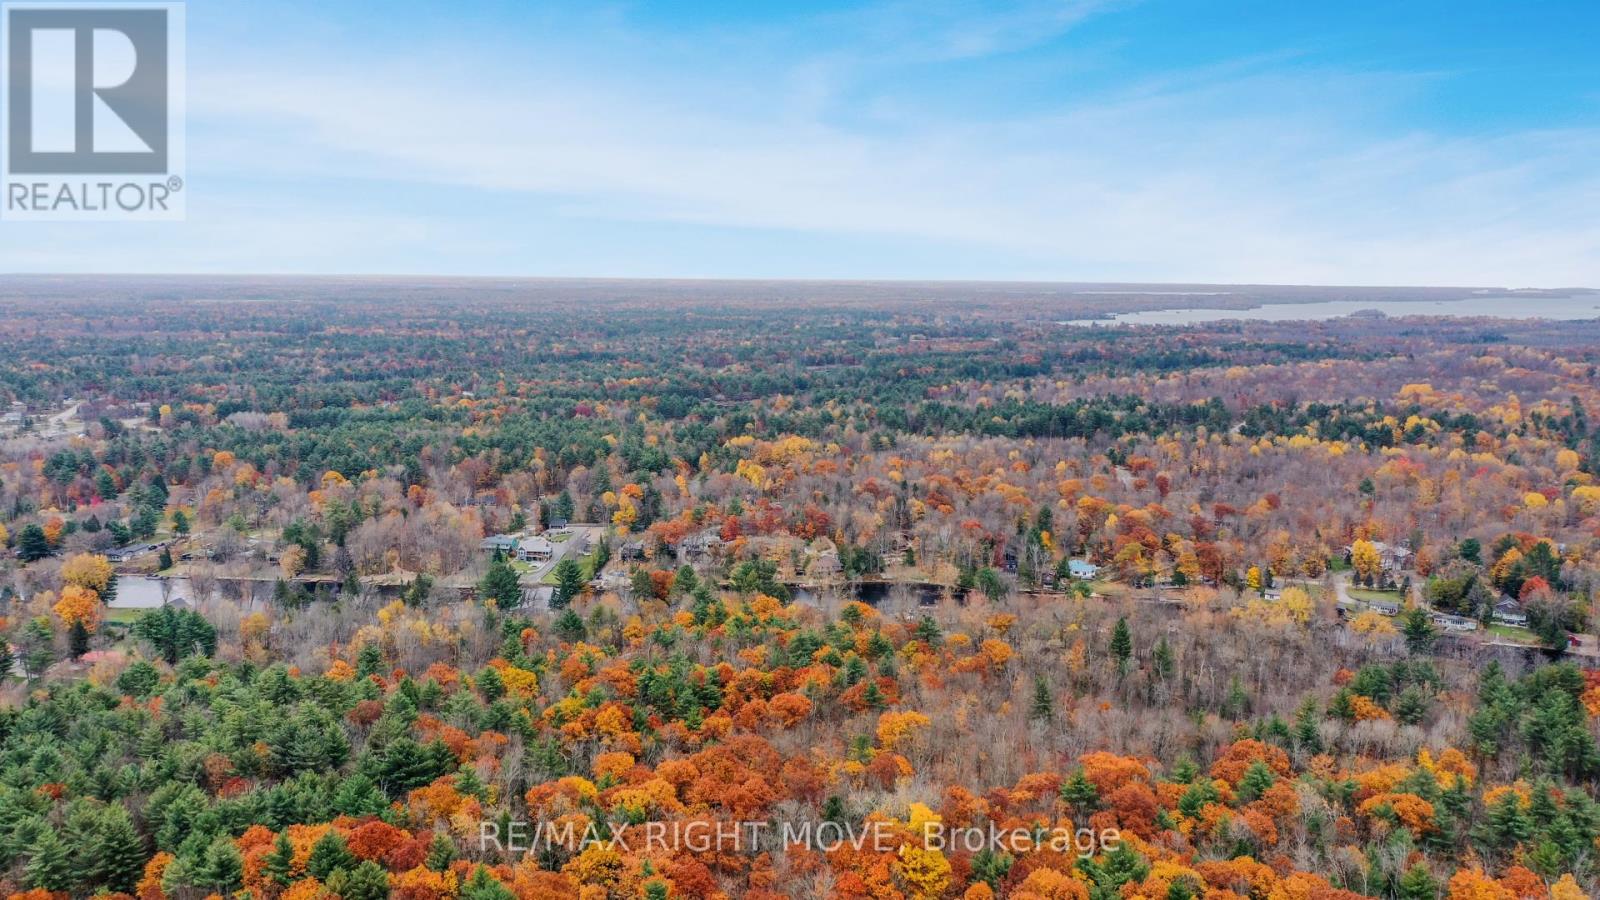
(2, 285), (1600, 899)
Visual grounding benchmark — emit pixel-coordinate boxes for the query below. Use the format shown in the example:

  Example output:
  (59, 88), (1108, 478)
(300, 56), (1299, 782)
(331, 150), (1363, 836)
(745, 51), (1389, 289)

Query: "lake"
(108, 575), (193, 609)
(1063, 293), (1600, 327)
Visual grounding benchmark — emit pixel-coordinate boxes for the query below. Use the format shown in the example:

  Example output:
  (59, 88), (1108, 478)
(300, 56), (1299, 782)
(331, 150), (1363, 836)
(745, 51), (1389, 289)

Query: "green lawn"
(541, 546), (602, 585)
(1487, 624), (1537, 643)
(1347, 587), (1403, 603)
(104, 607), (149, 624)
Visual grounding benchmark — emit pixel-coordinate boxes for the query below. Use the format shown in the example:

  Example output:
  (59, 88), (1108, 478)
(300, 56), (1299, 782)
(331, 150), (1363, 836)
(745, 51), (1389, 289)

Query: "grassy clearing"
(1487, 624), (1537, 643)
(104, 606), (149, 624)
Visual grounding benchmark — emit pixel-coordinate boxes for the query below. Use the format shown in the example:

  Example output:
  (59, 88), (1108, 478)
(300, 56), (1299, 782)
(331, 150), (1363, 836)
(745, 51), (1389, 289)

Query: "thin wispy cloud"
(1, 0), (1595, 284)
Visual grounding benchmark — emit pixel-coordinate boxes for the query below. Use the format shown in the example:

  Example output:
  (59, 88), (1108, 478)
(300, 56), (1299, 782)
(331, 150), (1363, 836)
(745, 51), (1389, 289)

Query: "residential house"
(681, 528), (725, 561)
(517, 536), (556, 563)
(1431, 613), (1478, 633)
(1491, 598), (1528, 627)
(480, 534), (519, 555)
(809, 550), (842, 580)
(1068, 559), (1099, 580)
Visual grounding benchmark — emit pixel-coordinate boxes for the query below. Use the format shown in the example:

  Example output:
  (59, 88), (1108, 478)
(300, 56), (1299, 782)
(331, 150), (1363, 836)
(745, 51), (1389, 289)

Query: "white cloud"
(2, 1), (1596, 284)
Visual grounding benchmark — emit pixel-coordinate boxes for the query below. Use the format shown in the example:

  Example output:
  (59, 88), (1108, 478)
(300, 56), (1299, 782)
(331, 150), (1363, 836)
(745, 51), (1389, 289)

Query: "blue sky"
(3, 0), (1598, 285)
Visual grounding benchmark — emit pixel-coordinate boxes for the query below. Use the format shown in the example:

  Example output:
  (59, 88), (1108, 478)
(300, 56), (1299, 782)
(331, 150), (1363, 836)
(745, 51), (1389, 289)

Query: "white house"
(517, 536), (556, 563)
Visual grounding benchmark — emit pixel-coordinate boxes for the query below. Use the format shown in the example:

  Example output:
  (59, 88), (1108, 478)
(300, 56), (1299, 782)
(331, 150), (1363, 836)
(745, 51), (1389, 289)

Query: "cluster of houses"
(479, 521), (592, 567)
(620, 527), (725, 566)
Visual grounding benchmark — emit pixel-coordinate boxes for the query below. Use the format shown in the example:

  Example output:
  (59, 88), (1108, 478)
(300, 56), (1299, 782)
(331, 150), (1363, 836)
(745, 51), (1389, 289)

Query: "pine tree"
(17, 523), (51, 561)
(1329, 688), (1357, 722)
(477, 665), (506, 702)
(1474, 792), (1534, 854)
(1393, 685), (1431, 725)
(357, 641), (385, 678)
(96, 806), (148, 894)
(264, 830), (295, 886)
(333, 773), (388, 817)
(1030, 675), (1054, 722)
(26, 826), (75, 893)
(462, 865), (516, 900)
(479, 552), (522, 610)
(425, 831), (456, 871)
(1397, 864), (1440, 900)
(552, 558), (585, 609)
(862, 680), (886, 710)
(192, 834), (245, 895)
(1237, 760), (1276, 802)
(1059, 768), (1100, 818)
(1110, 617), (1132, 674)
(327, 859), (390, 900)
(1294, 699), (1323, 753)
(1401, 607), (1437, 654)
(1223, 675), (1250, 719)
(307, 829), (359, 880)
(68, 619), (90, 659)
(1152, 636), (1174, 679)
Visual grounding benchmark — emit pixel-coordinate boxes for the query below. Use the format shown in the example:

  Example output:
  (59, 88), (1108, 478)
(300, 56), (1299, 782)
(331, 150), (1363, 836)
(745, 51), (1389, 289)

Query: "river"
(1063, 293), (1600, 327)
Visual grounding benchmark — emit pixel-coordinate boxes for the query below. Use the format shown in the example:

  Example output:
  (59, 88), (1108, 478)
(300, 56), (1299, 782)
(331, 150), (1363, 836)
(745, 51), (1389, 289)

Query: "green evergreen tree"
(1237, 760), (1276, 803)
(477, 665), (506, 701)
(1030, 675), (1054, 722)
(1223, 675), (1250, 719)
(1060, 768), (1100, 818)
(96, 805), (148, 894)
(1152, 635), (1174, 679)
(425, 831), (457, 871)
(1393, 684), (1431, 725)
(332, 773), (389, 817)
(1294, 699), (1323, 753)
(673, 565), (698, 596)
(1396, 863), (1440, 900)
(357, 641), (385, 678)
(17, 523), (51, 561)
(552, 558), (585, 609)
(462, 865), (516, 900)
(862, 680), (886, 710)
(307, 829), (359, 880)
(264, 830), (295, 886)
(68, 619), (90, 659)
(1110, 616), (1132, 674)
(192, 834), (245, 895)
(554, 608), (586, 642)
(1474, 792), (1533, 855)
(1401, 607), (1436, 654)
(327, 859), (391, 900)
(25, 826), (75, 893)
(479, 552), (523, 610)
